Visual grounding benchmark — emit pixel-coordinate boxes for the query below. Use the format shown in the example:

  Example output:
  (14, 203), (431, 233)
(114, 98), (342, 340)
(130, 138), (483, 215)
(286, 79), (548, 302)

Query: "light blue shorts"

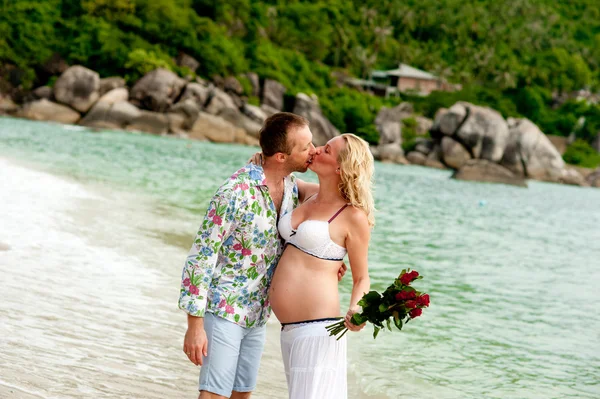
(199, 312), (266, 397)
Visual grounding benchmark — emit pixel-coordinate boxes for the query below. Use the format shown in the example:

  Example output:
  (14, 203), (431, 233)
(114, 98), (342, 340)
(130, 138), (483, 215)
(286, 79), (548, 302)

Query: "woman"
(270, 133), (375, 399)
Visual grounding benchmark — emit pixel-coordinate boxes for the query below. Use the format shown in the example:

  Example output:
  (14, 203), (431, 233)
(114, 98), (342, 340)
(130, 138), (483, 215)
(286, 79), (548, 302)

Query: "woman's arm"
(343, 209), (371, 332)
(297, 178), (319, 203)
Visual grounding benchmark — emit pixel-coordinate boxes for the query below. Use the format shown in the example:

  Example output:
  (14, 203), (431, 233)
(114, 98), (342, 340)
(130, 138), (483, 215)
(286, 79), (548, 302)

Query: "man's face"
(285, 125), (315, 173)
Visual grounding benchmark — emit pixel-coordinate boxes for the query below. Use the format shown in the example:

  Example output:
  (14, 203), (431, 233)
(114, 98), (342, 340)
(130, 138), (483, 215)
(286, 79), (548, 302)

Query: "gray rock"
(500, 118), (565, 181)
(224, 76), (244, 96)
(241, 103), (267, 124)
(0, 94), (17, 114)
(80, 101), (141, 129)
(424, 159), (447, 169)
(170, 98), (201, 129)
(262, 79), (286, 111)
(176, 52), (200, 72)
(406, 151), (427, 165)
(130, 68), (186, 112)
(53, 65), (100, 113)
(190, 112), (247, 143)
(219, 107), (262, 138)
(97, 88), (128, 104)
(179, 83), (211, 108)
(415, 116), (433, 135)
(204, 88), (237, 115)
(374, 102), (413, 145)
(17, 99), (80, 124)
(452, 159), (527, 187)
(558, 168), (588, 187)
(126, 110), (170, 135)
(167, 112), (188, 135)
(260, 104), (279, 118)
(586, 167), (600, 187)
(99, 77), (126, 96)
(376, 143), (404, 162)
(293, 93), (339, 146)
(414, 138), (434, 155)
(246, 73), (260, 97)
(33, 86), (53, 100)
(441, 136), (472, 169)
(437, 102), (509, 162)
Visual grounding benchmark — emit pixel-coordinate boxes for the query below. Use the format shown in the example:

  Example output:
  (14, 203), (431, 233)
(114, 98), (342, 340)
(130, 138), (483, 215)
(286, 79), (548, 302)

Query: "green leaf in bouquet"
(386, 318), (392, 331)
(378, 303), (389, 313)
(351, 313), (367, 325)
(373, 326), (381, 339)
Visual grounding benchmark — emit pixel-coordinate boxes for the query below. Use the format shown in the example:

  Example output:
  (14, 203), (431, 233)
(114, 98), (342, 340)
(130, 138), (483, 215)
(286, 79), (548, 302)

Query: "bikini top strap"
(328, 204), (349, 223)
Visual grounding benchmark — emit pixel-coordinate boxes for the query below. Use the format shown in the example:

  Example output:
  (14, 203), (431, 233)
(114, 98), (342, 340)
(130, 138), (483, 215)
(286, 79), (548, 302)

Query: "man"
(179, 112), (340, 399)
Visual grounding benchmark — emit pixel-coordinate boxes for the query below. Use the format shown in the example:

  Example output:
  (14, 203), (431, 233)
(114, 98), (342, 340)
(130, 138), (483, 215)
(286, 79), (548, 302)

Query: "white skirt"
(280, 320), (347, 399)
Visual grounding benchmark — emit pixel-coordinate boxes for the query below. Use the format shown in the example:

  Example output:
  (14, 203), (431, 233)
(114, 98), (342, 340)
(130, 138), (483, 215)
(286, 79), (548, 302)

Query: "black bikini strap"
(328, 204), (348, 223)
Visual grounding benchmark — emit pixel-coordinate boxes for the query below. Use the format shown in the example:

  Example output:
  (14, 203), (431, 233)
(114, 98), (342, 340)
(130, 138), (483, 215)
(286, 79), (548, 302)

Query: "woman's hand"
(344, 307), (366, 332)
(248, 152), (264, 165)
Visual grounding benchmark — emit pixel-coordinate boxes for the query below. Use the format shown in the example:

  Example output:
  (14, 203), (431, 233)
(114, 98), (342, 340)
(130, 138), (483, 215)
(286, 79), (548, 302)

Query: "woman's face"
(309, 136), (346, 176)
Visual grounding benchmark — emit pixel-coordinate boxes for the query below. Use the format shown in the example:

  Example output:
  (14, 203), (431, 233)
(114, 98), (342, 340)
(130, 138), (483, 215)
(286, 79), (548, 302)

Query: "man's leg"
(231, 324), (267, 398)
(198, 313), (245, 398)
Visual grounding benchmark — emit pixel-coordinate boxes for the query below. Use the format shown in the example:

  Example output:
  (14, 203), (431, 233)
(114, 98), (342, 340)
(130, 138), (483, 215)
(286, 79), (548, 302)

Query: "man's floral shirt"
(178, 164), (298, 327)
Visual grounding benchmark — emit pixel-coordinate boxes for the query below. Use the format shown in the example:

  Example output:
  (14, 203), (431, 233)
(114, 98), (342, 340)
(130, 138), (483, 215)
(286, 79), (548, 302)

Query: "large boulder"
(500, 118), (565, 181)
(374, 102), (413, 145)
(260, 104), (279, 118)
(452, 159), (527, 187)
(126, 111), (170, 135)
(17, 99), (80, 124)
(224, 76), (244, 96)
(170, 98), (201, 130)
(130, 68), (186, 112)
(262, 79), (286, 111)
(190, 112), (247, 143)
(33, 86), (53, 100)
(179, 83), (211, 108)
(375, 143), (405, 163)
(99, 77), (126, 96)
(406, 151), (427, 165)
(204, 87), (237, 115)
(414, 138), (434, 156)
(241, 103), (267, 124)
(0, 93), (17, 114)
(293, 93), (340, 146)
(558, 168), (588, 187)
(586, 167), (600, 187)
(97, 88), (128, 104)
(80, 100), (141, 129)
(53, 65), (100, 113)
(246, 73), (260, 97)
(441, 136), (472, 169)
(415, 116), (433, 135)
(435, 102), (509, 162)
(219, 107), (262, 138)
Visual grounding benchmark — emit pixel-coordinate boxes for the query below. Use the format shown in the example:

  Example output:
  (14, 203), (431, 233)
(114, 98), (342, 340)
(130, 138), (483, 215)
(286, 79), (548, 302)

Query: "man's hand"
(337, 262), (348, 282)
(247, 152), (264, 165)
(183, 316), (208, 366)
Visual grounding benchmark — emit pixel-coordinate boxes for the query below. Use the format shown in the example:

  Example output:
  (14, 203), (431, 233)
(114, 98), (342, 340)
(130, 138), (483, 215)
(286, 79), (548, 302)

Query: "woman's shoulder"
(344, 205), (369, 226)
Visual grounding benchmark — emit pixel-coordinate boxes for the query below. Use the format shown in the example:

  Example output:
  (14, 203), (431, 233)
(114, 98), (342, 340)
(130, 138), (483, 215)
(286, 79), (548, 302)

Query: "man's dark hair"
(259, 112), (309, 156)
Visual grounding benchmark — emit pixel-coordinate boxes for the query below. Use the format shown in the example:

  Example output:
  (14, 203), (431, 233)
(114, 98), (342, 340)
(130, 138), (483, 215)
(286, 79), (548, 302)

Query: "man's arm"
(297, 178), (319, 203)
(179, 190), (237, 365)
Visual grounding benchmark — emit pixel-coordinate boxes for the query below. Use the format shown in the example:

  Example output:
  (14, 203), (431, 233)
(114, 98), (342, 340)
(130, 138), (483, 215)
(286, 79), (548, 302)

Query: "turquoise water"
(1, 117), (599, 398)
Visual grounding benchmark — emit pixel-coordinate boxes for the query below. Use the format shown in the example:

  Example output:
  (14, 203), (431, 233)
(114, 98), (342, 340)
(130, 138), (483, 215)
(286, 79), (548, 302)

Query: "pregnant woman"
(269, 133), (375, 399)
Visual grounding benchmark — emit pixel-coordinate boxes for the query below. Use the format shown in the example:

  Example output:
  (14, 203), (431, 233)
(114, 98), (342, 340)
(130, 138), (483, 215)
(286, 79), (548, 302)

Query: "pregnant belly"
(269, 248), (342, 323)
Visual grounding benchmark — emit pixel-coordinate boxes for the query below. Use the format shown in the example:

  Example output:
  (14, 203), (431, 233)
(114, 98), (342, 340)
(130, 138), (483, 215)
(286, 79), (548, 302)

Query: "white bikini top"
(278, 204), (349, 261)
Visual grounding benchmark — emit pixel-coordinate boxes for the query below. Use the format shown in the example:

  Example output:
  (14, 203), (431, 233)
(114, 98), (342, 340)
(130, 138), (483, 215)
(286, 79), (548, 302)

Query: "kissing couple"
(179, 112), (375, 399)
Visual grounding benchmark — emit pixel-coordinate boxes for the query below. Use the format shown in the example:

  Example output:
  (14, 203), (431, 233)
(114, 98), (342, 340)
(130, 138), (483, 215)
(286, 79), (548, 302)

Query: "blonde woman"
(269, 134), (375, 399)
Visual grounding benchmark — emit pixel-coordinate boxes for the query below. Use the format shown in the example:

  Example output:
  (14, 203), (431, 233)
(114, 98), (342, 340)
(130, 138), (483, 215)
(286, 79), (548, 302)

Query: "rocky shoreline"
(1, 64), (598, 188)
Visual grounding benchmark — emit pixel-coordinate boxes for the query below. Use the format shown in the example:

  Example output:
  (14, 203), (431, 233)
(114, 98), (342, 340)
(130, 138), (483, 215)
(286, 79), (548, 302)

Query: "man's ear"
(274, 153), (287, 163)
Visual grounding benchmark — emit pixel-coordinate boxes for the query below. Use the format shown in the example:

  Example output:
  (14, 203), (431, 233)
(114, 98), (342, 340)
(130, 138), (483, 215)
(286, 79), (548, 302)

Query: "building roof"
(372, 63), (438, 80)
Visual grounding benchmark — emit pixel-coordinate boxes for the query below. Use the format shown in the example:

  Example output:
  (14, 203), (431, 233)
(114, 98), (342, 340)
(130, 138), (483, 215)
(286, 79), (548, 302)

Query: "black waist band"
(280, 317), (342, 327)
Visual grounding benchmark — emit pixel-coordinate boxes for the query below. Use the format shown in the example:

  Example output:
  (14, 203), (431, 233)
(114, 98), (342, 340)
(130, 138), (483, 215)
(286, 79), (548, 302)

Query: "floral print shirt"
(178, 164), (298, 328)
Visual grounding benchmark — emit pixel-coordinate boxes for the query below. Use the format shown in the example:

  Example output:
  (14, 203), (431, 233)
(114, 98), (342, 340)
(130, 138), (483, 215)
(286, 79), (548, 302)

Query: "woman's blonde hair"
(337, 133), (375, 227)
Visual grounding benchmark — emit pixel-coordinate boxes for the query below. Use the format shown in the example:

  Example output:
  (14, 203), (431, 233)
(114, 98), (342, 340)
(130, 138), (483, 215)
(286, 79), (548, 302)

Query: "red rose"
(400, 270), (419, 285)
(417, 294), (430, 307)
(404, 300), (417, 309)
(409, 308), (422, 318)
(395, 290), (416, 301)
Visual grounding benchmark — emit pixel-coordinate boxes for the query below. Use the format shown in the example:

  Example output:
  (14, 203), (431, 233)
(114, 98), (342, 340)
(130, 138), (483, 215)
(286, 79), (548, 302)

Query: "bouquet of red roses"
(326, 269), (430, 340)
